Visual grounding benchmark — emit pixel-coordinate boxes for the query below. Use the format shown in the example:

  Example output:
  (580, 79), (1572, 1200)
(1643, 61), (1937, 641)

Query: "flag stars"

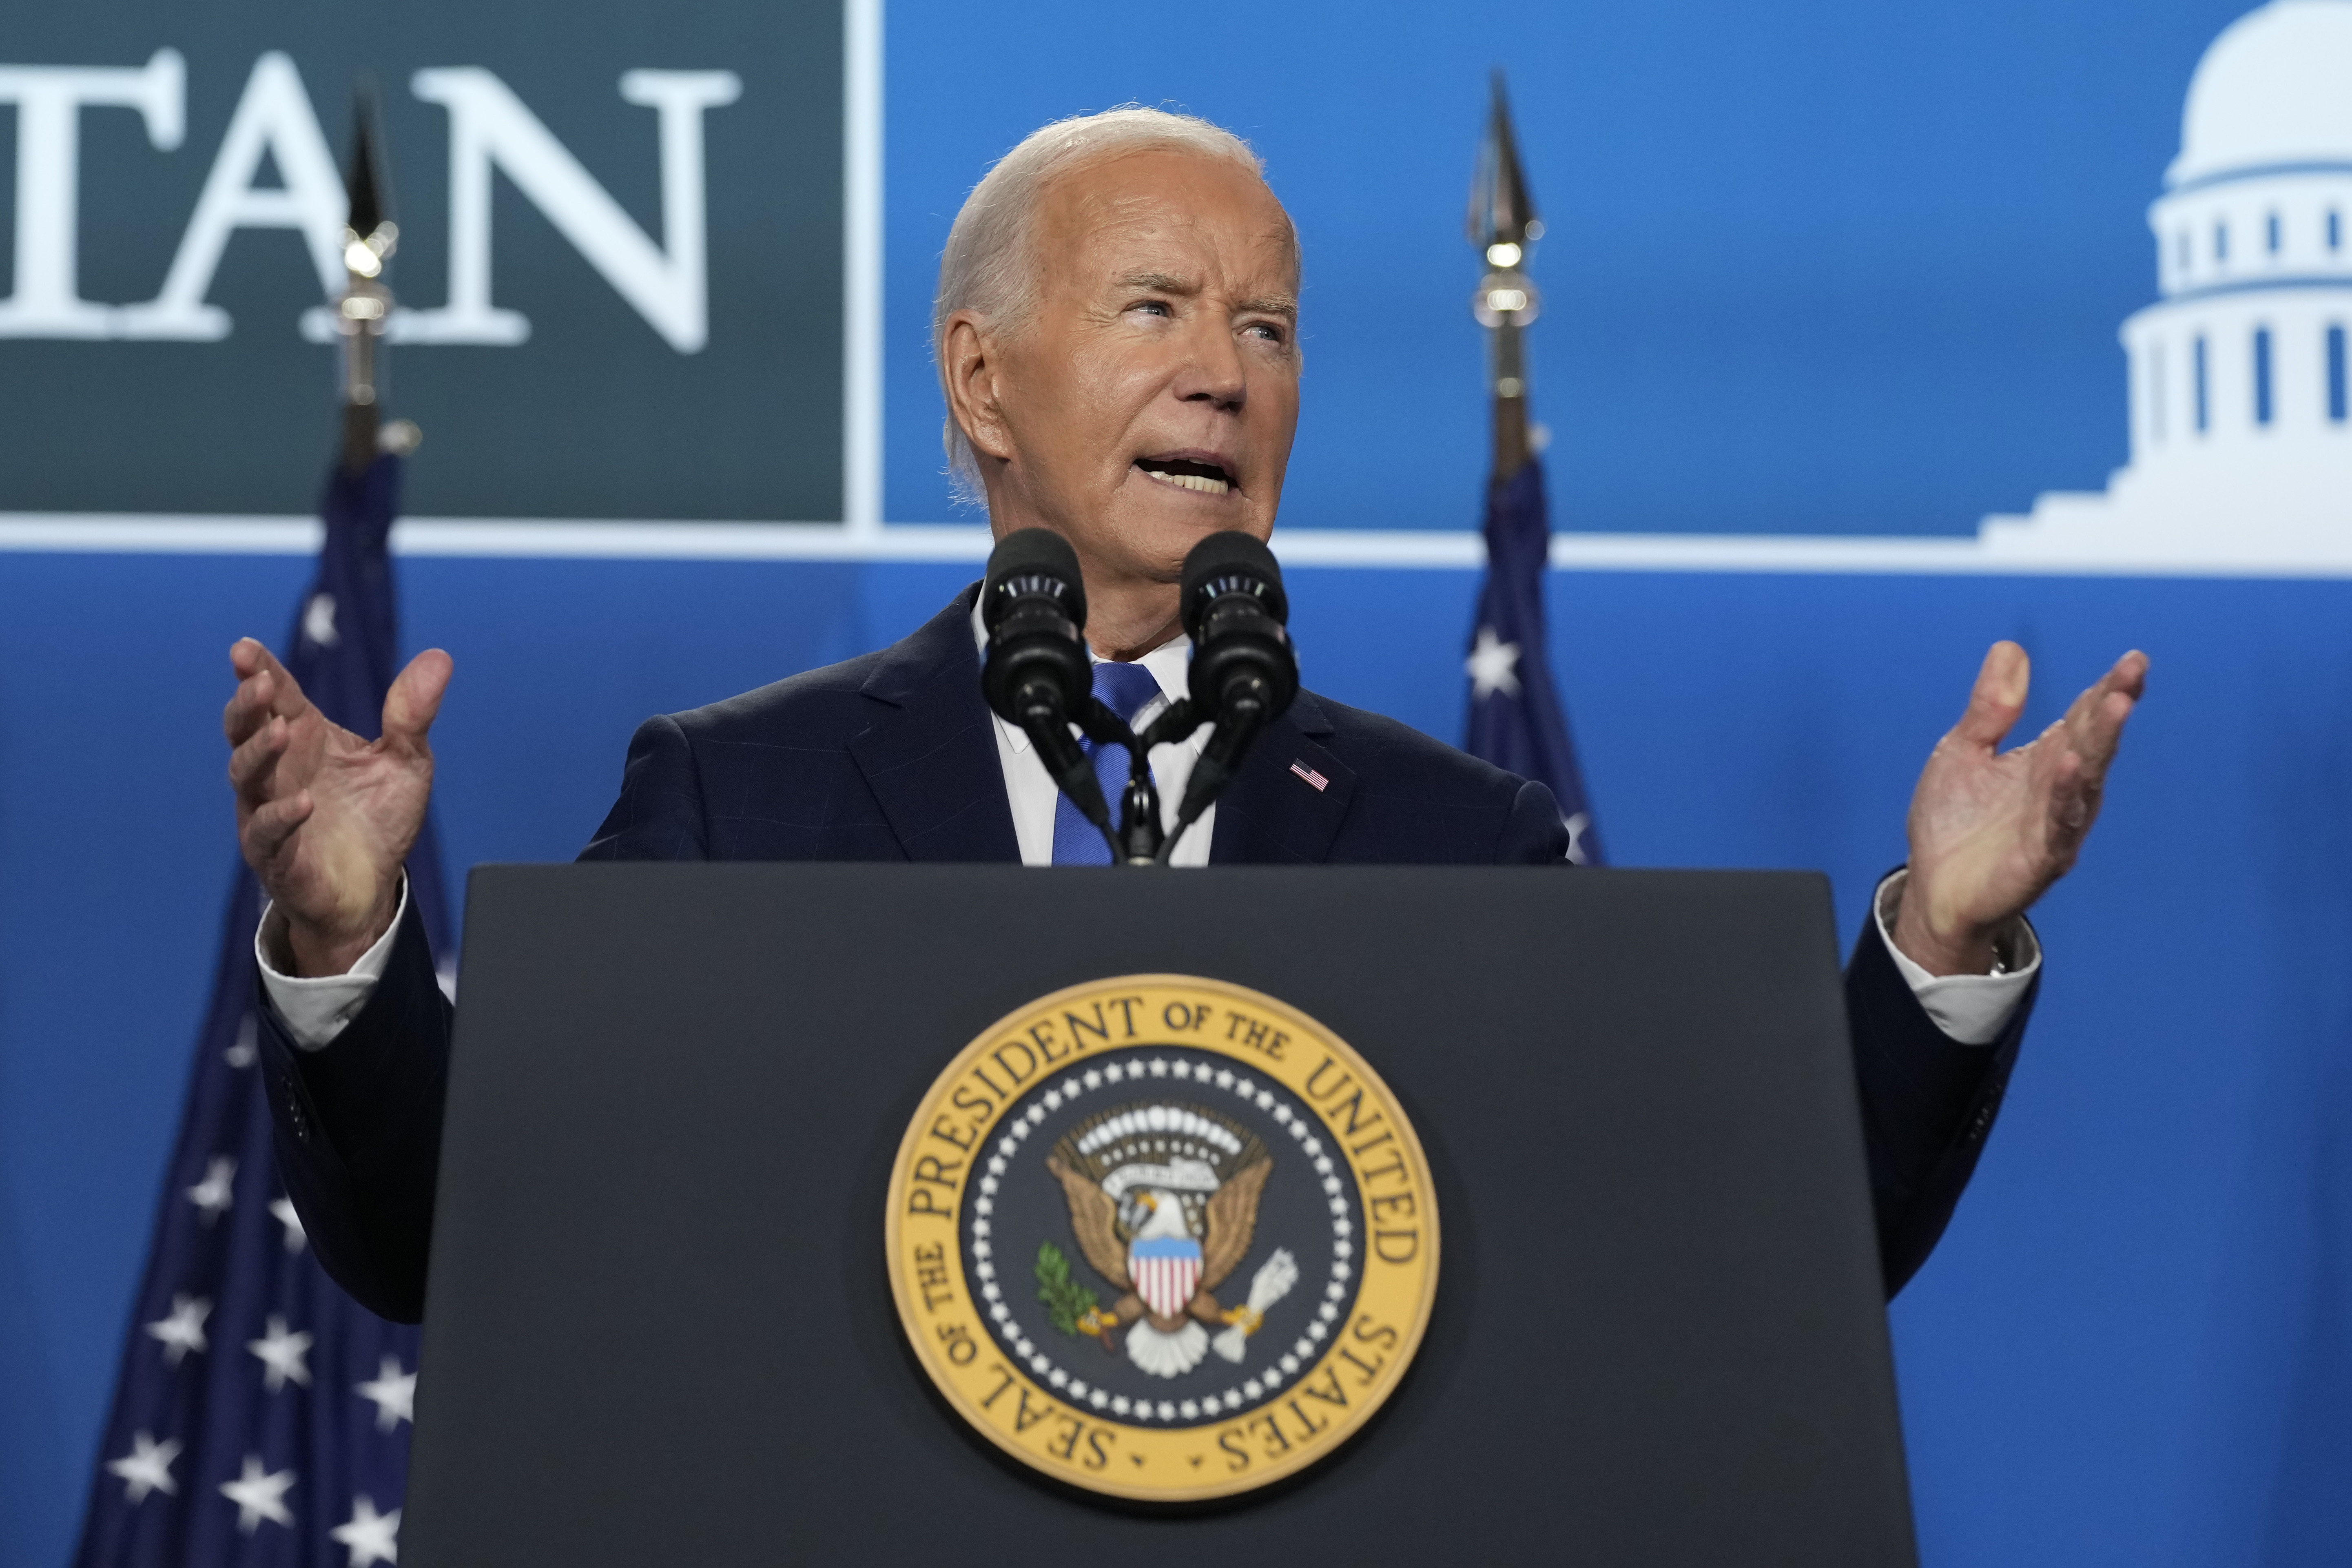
(145, 1293), (211, 1366)
(1466, 626), (1523, 700)
(331, 1495), (401, 1566)
(107, 1432), (181, 1504)
(225, 1013), (259, 1069)
(247, 1314), (314, 1392)
(1562, 809), (1592, 866)
(220, 1455), (296, 1533)
(270, 1195), (308, 1254)
(356, 1355), (415, 1432)
(186, 1155), (237, 1226)
(303, 591), (339, 647)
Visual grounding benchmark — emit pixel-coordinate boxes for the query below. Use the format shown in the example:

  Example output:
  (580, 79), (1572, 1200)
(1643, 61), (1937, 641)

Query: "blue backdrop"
(8, 0), (2348, 1565)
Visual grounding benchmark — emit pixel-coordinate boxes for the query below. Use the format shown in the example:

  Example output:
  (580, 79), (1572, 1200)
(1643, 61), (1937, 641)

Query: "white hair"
(931, 106), (1290, 504)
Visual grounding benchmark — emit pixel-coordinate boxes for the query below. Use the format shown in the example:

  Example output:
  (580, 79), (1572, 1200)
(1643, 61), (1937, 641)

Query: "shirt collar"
(969, 598), (1195, 754)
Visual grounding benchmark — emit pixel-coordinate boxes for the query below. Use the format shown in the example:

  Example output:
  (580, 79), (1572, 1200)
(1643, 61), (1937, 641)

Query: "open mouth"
(1135, 455), (1234, 496)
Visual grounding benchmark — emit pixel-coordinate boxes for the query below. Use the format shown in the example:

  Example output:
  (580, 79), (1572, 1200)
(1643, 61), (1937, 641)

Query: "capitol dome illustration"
(1982, 0), (2352, 561)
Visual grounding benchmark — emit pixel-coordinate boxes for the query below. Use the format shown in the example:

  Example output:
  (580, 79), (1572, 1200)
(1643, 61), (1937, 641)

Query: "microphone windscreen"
(982, 528), (1087, 633)
(1180, 530), (1287, 640)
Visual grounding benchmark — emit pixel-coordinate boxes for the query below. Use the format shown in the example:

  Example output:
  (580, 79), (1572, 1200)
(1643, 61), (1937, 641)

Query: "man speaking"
(221, 108), (2146, 1324)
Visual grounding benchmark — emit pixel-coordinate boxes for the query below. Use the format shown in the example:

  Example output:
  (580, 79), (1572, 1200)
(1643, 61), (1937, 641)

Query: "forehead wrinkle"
(1034, 157), (1302, 318)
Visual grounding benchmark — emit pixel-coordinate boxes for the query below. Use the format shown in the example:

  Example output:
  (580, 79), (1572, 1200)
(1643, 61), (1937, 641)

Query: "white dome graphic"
(1982, 0), (2352, 567)
(2172, 0), (2352, 185)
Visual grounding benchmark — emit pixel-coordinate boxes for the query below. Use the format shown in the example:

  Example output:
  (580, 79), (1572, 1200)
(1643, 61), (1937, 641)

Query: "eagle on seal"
(1045, 1101), (1298, 1378)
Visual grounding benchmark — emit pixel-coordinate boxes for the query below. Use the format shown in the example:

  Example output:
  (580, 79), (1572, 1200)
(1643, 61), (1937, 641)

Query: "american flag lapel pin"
(1290, 760), (1329, 792)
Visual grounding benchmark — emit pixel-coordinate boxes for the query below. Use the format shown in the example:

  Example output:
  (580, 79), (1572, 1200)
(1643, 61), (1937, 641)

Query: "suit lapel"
(847, 584), (1022, 862)
(1209, 691), (1357, 864)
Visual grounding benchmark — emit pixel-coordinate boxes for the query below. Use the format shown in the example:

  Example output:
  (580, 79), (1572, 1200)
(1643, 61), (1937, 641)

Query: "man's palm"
(1898, 642), (2147, 975)
(225, 639), (451, 975)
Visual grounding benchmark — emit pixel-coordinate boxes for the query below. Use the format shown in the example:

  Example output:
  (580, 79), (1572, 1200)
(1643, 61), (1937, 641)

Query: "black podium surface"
(406, 864), (1916, 1566)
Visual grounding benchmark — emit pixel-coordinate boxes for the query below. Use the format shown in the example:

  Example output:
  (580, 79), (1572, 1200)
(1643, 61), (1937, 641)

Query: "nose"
(1172, 314), (1246, 413)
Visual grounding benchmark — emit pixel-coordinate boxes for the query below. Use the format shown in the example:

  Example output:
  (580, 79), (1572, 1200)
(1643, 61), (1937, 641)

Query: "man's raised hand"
(224, 638), (452, 977)
(1894, 641), (2148, 977)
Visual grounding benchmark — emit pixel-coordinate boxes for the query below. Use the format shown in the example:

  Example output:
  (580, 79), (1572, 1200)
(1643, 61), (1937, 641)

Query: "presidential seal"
(886, 975), (1438, 1502)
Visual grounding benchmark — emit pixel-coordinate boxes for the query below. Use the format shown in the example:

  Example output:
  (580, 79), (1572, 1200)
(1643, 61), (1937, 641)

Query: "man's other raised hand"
(224, 638), (452, 978)
(1896, 641), (2149, 977)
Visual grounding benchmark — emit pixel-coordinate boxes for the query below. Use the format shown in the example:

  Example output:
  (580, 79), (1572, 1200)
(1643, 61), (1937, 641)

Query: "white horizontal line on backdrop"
(4, 515), (2352, 578)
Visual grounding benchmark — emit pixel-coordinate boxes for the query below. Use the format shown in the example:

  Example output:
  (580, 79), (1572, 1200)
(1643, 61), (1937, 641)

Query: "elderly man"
(224, 108), (2145, 1324)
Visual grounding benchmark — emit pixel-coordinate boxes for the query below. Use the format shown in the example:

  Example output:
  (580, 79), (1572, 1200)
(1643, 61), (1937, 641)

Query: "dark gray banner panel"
(0, 0), (844, 519)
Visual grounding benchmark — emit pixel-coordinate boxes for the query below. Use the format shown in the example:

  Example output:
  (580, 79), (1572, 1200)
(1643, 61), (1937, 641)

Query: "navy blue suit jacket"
(259, 584), (2031, 1322)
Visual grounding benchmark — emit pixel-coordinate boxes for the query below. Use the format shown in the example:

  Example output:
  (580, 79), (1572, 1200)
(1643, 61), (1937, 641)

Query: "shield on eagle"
(1129, 1235), (1204, 1319)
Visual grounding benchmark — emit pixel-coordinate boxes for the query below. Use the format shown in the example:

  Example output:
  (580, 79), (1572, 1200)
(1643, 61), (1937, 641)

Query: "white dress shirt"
(258, 618), (2040, 1050)
(975, 601), (1218, 869)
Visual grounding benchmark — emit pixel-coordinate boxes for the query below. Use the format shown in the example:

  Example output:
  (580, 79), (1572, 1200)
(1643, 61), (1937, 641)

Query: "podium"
(403, 864), (1918, 1565)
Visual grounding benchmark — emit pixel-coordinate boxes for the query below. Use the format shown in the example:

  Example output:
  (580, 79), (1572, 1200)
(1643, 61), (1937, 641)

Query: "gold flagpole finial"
(1468, 73), (1544, 481)
(334, 83), (407, 474)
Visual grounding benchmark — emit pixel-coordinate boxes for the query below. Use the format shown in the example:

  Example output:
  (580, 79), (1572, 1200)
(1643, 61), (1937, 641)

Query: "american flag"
(1463, 456), (1604, 866)
(73, 451), (451, 1568)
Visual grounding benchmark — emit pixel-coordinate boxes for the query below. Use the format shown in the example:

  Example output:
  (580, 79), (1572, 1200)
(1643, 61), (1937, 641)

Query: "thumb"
(382, 649), (453, 753)
(1949, 640), (2029, 752)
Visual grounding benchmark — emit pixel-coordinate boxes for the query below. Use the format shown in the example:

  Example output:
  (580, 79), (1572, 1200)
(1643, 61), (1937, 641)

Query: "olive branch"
(1035, 1241), (1100, 1337)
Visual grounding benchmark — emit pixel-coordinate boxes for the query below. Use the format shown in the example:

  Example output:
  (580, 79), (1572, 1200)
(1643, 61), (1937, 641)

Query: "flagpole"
(1460, 74), (1604, 866)
(1469, 72), (1543, 482)
(334, 83), (408, 475)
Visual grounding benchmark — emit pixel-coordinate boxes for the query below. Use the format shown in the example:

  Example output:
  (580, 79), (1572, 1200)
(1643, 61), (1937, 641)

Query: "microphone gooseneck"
(1158, 532), (1298, 862)
(980, 529), (1121, 857)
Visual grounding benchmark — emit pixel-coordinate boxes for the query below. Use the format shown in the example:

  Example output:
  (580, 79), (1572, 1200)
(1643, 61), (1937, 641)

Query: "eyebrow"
(1115, 273), (1298, 320)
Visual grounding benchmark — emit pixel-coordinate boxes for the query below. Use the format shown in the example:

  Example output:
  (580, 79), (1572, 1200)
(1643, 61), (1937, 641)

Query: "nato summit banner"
(0, 0), (844, 521)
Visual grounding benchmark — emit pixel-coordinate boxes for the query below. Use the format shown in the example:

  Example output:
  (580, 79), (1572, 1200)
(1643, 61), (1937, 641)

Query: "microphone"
(980, 529), (1119, 855)
(1159, 532), (1298, 857)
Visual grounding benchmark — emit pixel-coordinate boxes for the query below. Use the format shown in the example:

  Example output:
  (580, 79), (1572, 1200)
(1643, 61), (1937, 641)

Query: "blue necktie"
(1051, 660), (1167, 864)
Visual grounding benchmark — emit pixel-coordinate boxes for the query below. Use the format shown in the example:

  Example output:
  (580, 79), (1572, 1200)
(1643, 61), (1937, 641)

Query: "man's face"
(959, 148), (1301, 591)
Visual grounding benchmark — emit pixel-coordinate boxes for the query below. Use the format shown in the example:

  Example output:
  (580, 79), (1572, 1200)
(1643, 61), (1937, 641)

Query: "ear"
(941, 312), (1016, 463)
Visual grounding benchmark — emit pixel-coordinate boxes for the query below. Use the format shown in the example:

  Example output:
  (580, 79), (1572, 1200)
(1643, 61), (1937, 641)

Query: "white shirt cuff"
(1874, 869), (2039, 1046)
(254, 873), (407, 1052)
